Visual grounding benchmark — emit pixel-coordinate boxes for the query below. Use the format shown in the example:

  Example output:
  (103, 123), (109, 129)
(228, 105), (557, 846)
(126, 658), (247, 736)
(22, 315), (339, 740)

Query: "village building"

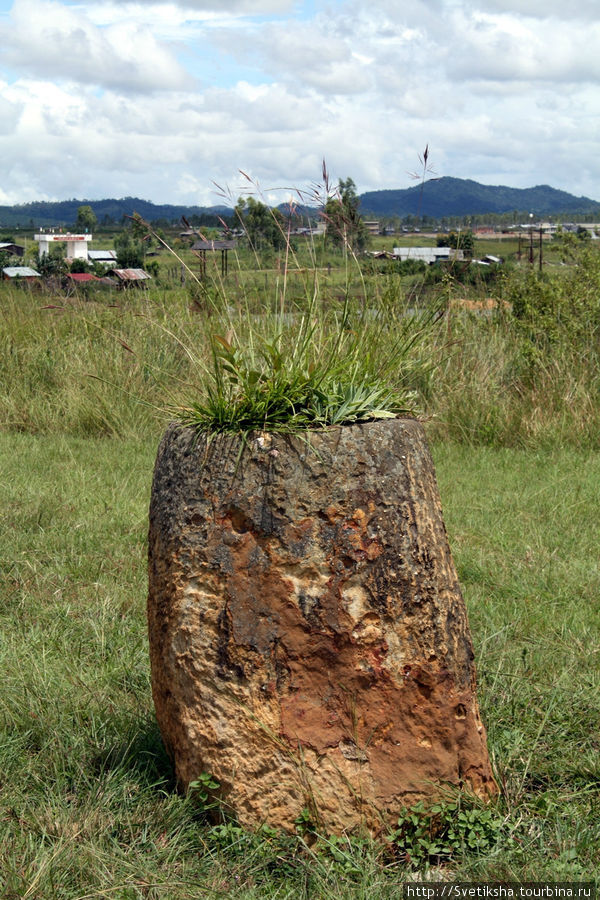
(107, 268), (152, 287)
(34, 232), (93, 260)
(392, 246), (463, 264)
(2, 266), (41, 281)
(66, 273), (100, 284)
(0, 242), (25, 258)
(191, 239), (237, 276)
(88, 249), (117, 265)
(363, 220), (381, 235)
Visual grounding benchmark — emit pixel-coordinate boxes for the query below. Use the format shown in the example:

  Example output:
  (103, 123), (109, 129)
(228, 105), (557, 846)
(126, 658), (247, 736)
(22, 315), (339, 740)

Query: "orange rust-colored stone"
(147, 419), (496, 834)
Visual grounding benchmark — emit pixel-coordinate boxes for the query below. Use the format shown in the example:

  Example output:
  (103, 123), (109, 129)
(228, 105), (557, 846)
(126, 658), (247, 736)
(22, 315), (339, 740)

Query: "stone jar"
(147, 419), (496, 834)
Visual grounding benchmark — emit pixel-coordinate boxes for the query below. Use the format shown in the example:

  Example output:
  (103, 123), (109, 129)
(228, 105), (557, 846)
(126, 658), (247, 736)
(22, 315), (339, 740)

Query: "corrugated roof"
(109, 268), (151, 281)
(67, 273), (99, 282)
(2, 266), (41, 278)
(392, 247), (459, 264)
(88, 250), (117, 261)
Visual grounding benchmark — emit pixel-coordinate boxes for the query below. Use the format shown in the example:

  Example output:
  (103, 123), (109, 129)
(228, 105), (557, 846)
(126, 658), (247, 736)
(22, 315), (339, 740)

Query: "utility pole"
(528, 213), (534, 264)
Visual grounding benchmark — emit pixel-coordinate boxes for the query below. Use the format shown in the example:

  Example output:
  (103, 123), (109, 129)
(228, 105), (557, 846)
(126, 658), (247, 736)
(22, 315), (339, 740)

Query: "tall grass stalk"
(424, 298), (600, 449)
(130, 171), (444, 437)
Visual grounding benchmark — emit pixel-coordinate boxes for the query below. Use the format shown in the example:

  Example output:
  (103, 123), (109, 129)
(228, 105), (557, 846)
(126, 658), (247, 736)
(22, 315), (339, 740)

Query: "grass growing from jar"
(173, 301), (442, 435)
(131, 168), (443, 437)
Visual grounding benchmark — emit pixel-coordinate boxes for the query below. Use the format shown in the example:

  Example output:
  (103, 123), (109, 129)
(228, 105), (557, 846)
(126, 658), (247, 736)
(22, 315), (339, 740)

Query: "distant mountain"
(2, 178), (599, 230)
(0, 197), (233, 229)
(359, 177), (600, 219)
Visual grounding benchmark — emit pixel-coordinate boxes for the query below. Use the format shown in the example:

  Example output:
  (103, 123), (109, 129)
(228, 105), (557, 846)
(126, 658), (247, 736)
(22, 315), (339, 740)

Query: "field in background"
(1, 240), (599, 895)
(2, 239), (600, 449)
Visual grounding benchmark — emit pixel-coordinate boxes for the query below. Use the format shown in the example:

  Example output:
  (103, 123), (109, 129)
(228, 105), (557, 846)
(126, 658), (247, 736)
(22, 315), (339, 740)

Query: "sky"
(0, 0), (599, 207)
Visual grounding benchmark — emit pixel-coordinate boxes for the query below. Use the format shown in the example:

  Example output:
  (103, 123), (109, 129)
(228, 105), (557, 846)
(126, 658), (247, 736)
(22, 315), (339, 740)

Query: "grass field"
(1, 241), (599, 895)
(1, 434), (598, 896)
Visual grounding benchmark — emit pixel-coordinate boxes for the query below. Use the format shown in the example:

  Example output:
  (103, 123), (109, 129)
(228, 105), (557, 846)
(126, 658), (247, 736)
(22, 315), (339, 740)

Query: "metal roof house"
(108, 268), (152, 287)
(392, 246), (463, 264)
(0, 242), (25, 257)
(2, 266), (41, 281)
(66, 273), (100, 283)
(88, 250), (117, 264)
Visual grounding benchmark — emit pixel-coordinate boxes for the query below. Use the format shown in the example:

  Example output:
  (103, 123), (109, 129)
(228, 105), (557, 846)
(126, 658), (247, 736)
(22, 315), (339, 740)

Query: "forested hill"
(2, 178), (600, 228)
(0, 197), (232, 228)
(359, 177), (600, 218)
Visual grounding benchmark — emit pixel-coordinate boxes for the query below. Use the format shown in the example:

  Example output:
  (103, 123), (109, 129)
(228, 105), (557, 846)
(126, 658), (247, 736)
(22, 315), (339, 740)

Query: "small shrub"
(294, 806), (318, 836)
(388, 797), (503, 868)
(69, 257), (91, 274)
(317, 833), (373, 876)
(188, 771), (221, 815)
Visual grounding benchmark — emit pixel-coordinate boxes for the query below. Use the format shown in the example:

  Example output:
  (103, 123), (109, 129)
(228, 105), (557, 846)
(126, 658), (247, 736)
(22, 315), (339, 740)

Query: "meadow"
(0, 233), (599, 896)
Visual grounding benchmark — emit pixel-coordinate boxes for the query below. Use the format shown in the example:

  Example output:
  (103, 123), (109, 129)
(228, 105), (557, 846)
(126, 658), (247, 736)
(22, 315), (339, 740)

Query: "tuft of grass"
(128, 173), (444, 439)
(173, 302), (441, 436)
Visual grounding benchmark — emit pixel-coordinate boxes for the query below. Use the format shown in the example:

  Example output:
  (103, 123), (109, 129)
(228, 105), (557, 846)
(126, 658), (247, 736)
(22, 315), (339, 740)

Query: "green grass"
(1, 234), (600, 894)
(0, 433), (598, 896)
(435, 444), (600, 877)
(5, 253), (600, 450)
(0, 287), (202, 438)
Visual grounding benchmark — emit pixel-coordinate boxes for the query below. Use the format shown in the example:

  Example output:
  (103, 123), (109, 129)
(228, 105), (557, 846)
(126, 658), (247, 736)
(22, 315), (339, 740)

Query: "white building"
(88, 249), (117, 265)
(392, 246), (463, 264)
(35, 233), (93, 260)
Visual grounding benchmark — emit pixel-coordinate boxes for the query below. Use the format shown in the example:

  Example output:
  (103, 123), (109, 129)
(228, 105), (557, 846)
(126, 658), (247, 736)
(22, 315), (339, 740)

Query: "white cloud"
(1, 0), (600, 205)
(0, 0), (190, 92)
(77, 0), (294, 13)
(446, 10), (600, 84)
(468, 0), (600, 19)
(247, 22), (373, 94)
(0, 81), (21, 135)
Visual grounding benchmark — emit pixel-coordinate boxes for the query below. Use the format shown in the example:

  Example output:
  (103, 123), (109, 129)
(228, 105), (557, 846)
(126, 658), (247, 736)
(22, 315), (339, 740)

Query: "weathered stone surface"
(148, 419), (496, 834)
